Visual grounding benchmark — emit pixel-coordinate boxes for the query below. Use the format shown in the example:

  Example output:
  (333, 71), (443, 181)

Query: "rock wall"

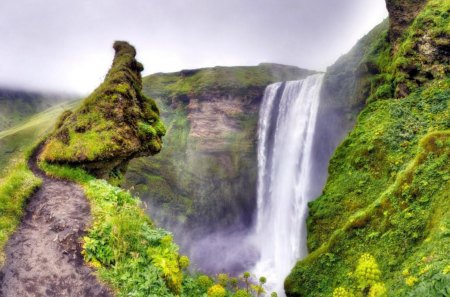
(385, 0), (428, 49)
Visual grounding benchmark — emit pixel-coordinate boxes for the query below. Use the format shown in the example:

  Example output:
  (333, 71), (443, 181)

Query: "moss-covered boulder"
(40, 41), (165, 178)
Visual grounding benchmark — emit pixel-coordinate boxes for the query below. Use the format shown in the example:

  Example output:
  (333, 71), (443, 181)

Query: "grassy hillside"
(286, 1), (450, 296)
(0, 100), (80, 173)
(0, 88), (73, 131)
(143, 63), (316, 98)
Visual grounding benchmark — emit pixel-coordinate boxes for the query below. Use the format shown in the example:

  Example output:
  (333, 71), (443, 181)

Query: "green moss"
(138, 121), (158, 138)
(40, 41), (166, 174)
(365, 0), (450, 100)
(114, 83), (130, 94)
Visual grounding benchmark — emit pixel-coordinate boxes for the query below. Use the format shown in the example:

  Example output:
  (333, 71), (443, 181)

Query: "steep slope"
(286, 0), (449, 296)
(124, 64), (316, 232)
(311, 20), (390, 198)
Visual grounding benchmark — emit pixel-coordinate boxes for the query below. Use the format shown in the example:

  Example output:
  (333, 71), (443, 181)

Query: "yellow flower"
(405, 276), (418, 286)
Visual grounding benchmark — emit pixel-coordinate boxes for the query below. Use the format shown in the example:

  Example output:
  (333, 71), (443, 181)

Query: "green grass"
(0, 100), (80, 267)
(39, 161), (187, 296)
(0, 100), (80, 174)
(0, 156), (41, 266)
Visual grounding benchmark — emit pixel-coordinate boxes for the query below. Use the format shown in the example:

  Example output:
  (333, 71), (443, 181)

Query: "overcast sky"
(0, 0), (387, 94)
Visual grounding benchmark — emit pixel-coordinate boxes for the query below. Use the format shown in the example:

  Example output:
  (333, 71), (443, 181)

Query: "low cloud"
(0, 0), (387, 93)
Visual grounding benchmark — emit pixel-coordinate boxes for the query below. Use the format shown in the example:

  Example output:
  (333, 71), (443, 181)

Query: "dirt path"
(0, 148), (111, 297)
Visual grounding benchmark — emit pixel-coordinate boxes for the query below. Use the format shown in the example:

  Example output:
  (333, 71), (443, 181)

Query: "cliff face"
(124, 64), (315, 232)
(286, 1), (450, 296)
(389, 0), (449, 97)
(311, 20), (389, 193)
(385, 0), (428, 48)
(40, 41), (165, 179)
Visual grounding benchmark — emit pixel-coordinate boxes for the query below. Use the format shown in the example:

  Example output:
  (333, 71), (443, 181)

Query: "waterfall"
(252, 74), (324, 296)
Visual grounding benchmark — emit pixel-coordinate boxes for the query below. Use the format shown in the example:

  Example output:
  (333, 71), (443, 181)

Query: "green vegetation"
(286, 0), (449, 294)
(0, 100), (80, 173)
(286, 78), (450, 296)
(142, 64), (314, 99)
(40, 41), (165, 180)
(0, 101), (80, 265)
(361, 0), (450, 100)
(332, 253), (387, 297)
(39, 161), (188, 296)
(0, 89), (72, 131)
(0, 156), (41, 266)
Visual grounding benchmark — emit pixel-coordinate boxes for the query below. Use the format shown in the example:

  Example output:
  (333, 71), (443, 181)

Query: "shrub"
(368, 282), (387, 297)
(217, 273), (229, 287)
(179, 255), (190, 269)
(208, 284), (226, 297)
(333, 287), (354, 297)
(197, 275), (214, 290)
(234, 289), (251, 297)
(355, 253), (381, 289)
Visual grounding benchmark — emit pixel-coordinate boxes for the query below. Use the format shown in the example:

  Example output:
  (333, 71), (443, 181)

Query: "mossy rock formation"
(385, 0), (428, 49)
(40, 41), (165, 178)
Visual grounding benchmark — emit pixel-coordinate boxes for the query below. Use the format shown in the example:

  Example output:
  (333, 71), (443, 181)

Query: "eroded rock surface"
(385, 0), (428, 49)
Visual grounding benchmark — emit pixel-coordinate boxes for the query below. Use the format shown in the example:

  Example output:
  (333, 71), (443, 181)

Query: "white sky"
(0, 0), (388, 94)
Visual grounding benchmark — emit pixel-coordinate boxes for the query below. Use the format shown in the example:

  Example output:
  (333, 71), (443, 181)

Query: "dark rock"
(385, 0), (428, 50)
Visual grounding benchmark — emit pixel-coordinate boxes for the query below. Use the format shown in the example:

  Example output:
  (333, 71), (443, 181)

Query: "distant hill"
(0, 88), (75, 131)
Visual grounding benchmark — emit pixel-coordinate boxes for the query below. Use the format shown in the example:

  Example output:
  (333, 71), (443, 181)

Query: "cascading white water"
(252, 74), (324, 296)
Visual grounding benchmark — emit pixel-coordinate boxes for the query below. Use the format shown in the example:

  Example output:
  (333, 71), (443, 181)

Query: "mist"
(0, 0), (387, 94)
